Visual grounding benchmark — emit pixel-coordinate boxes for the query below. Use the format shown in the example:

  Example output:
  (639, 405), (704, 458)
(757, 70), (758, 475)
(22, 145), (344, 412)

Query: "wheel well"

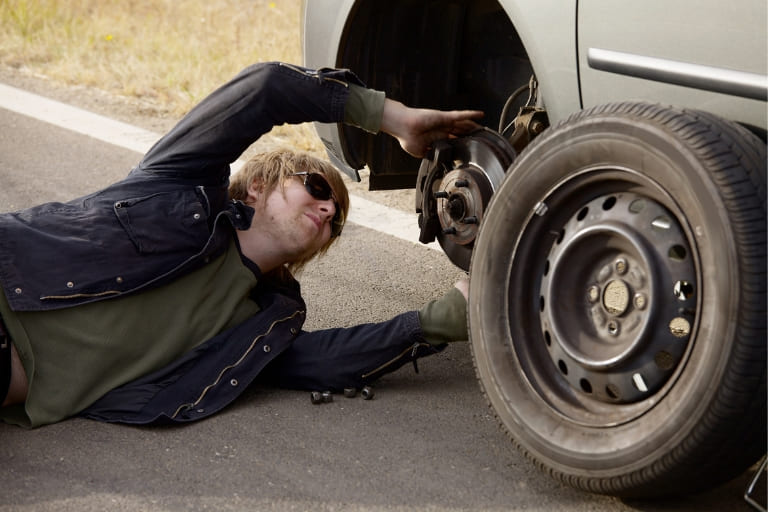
(337, 0), (531, 189)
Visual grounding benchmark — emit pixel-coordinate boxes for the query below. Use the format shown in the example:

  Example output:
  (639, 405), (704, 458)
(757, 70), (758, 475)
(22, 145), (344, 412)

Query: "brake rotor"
(415, 128), (515, 270)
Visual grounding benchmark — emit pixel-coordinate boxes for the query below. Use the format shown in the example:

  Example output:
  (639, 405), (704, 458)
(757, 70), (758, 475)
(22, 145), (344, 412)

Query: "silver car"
(302, 0), (767, 500)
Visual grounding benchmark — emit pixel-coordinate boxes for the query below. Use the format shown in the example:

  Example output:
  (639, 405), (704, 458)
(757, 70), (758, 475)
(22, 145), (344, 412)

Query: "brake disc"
(415, 128), (515, 270)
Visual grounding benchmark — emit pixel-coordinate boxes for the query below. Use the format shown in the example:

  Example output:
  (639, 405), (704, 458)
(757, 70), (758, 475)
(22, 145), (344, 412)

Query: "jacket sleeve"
(137, 62), (365, 180)
(258, 311), (446, 392)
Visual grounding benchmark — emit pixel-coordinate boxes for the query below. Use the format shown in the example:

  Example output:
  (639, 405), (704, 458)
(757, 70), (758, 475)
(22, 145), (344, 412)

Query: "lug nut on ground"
(311, 386), (374, 404)
(361, 386), (375, 400)
(310, 390), (334, 404)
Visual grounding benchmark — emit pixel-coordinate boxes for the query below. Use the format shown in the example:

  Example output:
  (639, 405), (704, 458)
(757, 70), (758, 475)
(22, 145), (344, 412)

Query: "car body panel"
(578, 0), (768, 130)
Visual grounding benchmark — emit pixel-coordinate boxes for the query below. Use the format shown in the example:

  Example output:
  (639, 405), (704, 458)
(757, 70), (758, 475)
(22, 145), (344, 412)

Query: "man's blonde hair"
(229, 149), (350, 275)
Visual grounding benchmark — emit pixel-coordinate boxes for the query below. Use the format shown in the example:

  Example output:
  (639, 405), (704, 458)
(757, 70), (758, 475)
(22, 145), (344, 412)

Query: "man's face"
(256, 175), (338, 263)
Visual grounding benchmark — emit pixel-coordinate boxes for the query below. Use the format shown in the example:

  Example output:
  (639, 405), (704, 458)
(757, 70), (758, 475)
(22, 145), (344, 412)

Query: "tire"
(469, 102), (766, 497)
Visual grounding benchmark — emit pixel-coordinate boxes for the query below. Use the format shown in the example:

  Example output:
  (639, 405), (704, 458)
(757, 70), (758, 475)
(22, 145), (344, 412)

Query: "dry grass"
(0, 0), (323, 152)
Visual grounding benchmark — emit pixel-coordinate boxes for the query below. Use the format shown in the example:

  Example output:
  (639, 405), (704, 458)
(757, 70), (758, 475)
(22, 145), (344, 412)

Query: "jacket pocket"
(114, 188), (211, 254)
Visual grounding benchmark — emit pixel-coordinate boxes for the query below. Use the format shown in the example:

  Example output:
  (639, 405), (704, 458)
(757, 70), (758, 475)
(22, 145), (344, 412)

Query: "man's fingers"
(440, 109), (484, 119)
(451, 119), (483, 134)
(442, 110), (484, 134)
(448, 110), (484, 125)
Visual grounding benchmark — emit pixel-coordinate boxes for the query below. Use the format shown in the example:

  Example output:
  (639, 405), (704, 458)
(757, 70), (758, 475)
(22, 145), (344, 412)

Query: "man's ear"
(246, 179), (264, 203)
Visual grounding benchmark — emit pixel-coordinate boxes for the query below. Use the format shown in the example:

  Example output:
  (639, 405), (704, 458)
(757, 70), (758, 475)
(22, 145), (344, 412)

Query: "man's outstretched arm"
(139, 62), (484, 178)
(258, 280), (469, 392)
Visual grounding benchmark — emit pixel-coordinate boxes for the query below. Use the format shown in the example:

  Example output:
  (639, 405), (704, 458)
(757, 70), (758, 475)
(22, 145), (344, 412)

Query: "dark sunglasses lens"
(304, 173), (333, 201)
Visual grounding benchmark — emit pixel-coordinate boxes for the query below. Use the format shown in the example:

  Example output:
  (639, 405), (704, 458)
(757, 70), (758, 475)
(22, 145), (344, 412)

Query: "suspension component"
(499, 75), (550, 153)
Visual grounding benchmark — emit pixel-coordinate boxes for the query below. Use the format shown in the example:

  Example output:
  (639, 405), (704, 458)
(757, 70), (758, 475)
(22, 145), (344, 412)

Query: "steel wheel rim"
(507, 167), (700, 427)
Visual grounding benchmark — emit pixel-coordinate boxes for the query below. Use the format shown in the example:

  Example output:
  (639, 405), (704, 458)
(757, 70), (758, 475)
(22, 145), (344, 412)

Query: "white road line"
(0, 82), (439, 251)
(0, 83), (159, 154)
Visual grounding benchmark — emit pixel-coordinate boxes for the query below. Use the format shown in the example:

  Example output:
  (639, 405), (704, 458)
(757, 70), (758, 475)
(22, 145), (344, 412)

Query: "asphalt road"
(0, 78), (760, 512)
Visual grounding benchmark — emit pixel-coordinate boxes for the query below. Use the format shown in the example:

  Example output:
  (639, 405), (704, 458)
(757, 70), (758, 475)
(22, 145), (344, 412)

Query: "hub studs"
(585, 255), (647, 328)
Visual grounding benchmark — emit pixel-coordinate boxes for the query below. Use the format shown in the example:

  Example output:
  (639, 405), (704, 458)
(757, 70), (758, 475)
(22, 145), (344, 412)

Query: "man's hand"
(380, 99), (484, 158)
(418, 277), (470, 345)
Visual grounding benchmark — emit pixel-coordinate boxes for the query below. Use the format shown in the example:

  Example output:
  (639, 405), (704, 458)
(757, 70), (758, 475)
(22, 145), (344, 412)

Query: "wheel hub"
(435, 168), (490, 246)
(539, 193), (697, 404)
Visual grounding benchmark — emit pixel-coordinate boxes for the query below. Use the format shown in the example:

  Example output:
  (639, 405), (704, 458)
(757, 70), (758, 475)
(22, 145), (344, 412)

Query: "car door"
(577, 0), (767, 130)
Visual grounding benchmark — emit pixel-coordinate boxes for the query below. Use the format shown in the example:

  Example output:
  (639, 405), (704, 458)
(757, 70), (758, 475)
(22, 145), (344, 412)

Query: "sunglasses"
(291, 172), (344, 237)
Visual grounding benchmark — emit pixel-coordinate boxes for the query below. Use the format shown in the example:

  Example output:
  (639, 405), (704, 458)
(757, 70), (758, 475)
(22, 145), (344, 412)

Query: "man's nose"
(317, 198), (336, 218)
